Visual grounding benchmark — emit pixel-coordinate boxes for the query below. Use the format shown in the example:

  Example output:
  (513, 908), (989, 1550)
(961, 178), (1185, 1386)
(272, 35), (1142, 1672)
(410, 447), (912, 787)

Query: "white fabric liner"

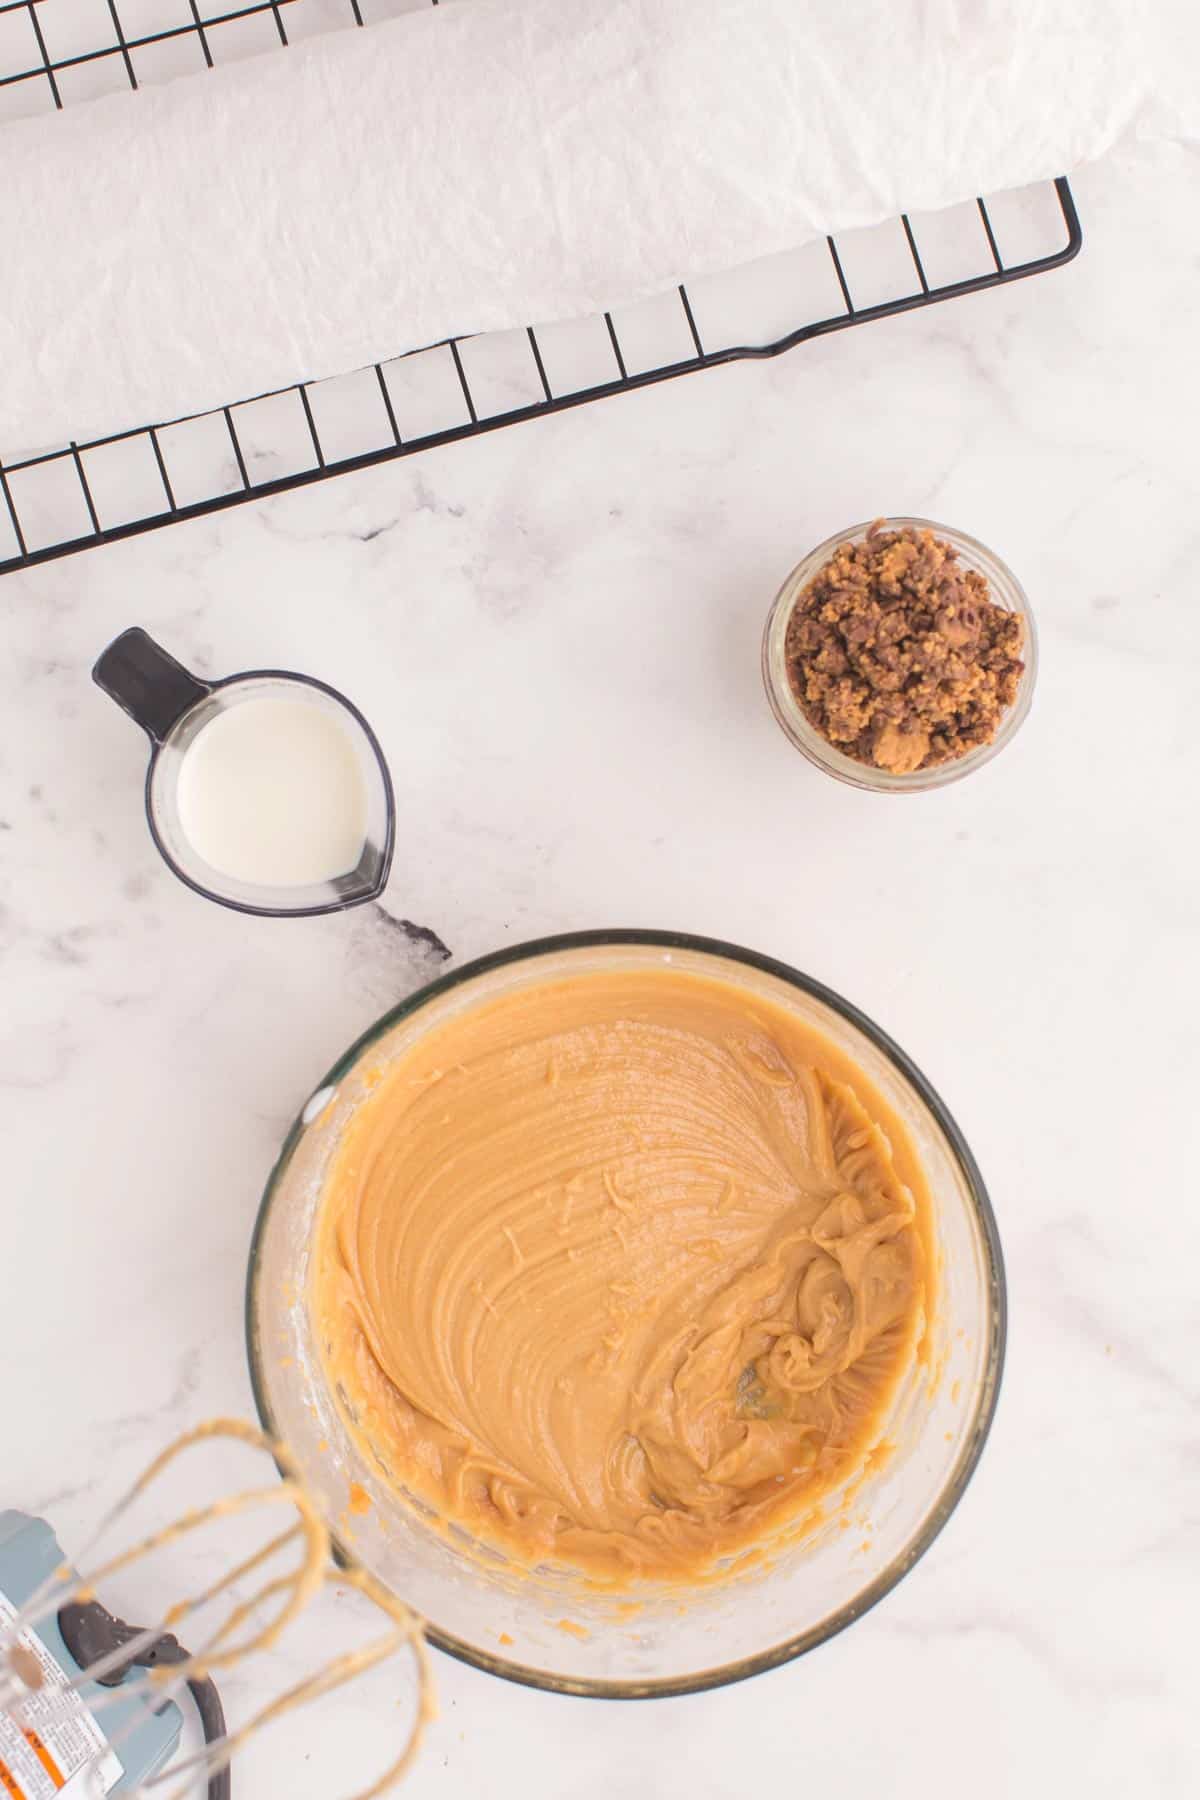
(1, 0), (1195, 453)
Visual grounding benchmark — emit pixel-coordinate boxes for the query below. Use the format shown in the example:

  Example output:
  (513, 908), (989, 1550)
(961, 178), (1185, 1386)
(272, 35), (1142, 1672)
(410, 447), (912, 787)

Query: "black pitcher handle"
(93, 628), (211, 745)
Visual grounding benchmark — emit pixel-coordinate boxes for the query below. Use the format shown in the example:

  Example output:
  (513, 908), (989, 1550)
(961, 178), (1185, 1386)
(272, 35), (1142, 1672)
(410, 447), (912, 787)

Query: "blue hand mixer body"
(0, 1509), (183, 1796)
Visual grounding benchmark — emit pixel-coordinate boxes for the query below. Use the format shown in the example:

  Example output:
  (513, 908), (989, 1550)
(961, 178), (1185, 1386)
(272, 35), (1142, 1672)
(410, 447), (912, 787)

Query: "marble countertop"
(2, 143), (1196, 1798)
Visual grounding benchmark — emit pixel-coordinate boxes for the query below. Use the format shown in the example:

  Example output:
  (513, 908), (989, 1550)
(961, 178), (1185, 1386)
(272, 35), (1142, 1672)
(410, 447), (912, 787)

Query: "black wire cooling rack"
(0, 0), (1081, 578)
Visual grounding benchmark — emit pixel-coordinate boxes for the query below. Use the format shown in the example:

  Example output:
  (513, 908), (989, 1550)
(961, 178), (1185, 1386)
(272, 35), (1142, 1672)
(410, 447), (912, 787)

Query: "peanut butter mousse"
(313, 967), (931, 1580)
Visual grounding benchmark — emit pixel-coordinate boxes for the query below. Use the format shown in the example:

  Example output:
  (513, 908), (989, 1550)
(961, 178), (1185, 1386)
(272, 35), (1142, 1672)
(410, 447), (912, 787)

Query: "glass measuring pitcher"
(94, 629), (395, 918)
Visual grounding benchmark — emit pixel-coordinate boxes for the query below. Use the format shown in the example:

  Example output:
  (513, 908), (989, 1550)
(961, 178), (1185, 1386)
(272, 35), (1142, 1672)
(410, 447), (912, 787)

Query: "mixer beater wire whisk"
(0, 1419), (434, 1799)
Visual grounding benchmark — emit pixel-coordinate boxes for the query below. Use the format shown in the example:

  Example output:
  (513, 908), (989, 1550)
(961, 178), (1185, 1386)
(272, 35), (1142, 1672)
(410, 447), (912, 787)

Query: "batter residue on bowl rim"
(311, 967), (933, 1581)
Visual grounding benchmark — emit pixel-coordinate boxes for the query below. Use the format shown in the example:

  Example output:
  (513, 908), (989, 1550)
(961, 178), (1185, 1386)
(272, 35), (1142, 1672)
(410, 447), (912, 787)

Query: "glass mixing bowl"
(246, 932), (1004, 1698)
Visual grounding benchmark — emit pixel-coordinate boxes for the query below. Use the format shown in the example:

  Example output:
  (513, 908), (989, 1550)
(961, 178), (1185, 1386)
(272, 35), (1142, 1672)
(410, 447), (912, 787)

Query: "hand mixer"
(0, 1421), (433, 1800)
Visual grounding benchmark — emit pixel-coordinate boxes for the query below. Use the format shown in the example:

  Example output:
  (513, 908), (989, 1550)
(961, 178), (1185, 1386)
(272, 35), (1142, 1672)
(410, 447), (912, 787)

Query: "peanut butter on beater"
(312, 968), (931, 1581)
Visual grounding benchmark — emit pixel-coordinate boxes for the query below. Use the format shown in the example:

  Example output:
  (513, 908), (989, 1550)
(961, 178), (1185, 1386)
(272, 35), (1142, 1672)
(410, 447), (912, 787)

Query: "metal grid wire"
(0, 0), (1081, 576)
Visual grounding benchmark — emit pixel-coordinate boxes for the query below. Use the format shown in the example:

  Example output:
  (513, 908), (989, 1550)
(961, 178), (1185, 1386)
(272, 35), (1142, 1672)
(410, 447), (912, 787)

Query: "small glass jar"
(761, 517), (1037, 793)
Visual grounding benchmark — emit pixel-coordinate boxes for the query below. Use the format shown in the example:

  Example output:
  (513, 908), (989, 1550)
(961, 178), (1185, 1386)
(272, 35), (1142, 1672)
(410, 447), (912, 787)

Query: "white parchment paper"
(1, 0), (1195, 453)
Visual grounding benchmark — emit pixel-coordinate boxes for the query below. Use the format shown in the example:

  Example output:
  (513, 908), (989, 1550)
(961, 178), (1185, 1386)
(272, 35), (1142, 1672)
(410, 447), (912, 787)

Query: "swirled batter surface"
(313, 969), (930, 1579)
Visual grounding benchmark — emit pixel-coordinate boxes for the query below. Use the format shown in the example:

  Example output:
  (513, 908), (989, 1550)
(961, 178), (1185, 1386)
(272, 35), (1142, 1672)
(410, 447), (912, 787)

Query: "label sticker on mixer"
(0, 1592), (122, 1799)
